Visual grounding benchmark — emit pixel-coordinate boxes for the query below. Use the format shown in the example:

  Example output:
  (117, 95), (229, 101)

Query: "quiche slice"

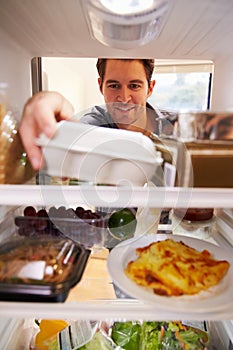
(125, 239), (230, 296)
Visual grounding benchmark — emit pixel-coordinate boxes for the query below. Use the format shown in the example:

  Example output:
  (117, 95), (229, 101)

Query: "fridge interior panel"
(213, 209), (233, 249)
(1, 0), (233, 60)
(0, 318), (23, 350)
(178, 141), (233, 188)
(0, 29), (32, 113)
(208, 321), (231, 349)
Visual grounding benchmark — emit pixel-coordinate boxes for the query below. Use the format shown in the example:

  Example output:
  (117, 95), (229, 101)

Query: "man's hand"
(19, 91), (74, 170)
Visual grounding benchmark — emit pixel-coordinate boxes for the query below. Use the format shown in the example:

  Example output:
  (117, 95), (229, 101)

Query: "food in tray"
(125, 238), (230, 296)
(14, 205), (108, 249)
(0, 236), (90, 302)
(15, 205), (105, 237)
(173, 208), (214, 222)
(23, 205), (101, 220)
(0, 238), (80, 284)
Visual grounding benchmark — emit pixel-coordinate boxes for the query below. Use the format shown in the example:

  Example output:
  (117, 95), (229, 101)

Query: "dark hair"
(96, 58), (155, 89)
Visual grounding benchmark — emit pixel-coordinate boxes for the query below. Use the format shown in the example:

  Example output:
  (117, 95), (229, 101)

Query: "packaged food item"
(182, 111), (233, 140)
(14, 205), (109, 250)
(34, 320), (103, 350)
(0, 82), (8, 124)
(0, 83), (35, 184)
(35, 319), (69, 350)
(173, 208), (214, 222)
(36, 121), (163, 186)
(0, 83), (8, 184)
(109, 321), (209, 350)
(0, 237), (90, 302)
(172, 208), (215, 239)
(30, 319), (210, 350)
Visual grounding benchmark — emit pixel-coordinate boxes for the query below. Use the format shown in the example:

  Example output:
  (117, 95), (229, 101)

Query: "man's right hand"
(19, 91), (74, 170)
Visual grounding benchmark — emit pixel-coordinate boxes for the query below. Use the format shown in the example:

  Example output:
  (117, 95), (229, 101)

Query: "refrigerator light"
(99, 0), (154, 15)
(82, 0), (172, 49)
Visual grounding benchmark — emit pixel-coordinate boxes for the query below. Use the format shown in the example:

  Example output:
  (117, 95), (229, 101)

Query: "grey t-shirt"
(78, 103), (177, 136)
(79, 105), (117, 128)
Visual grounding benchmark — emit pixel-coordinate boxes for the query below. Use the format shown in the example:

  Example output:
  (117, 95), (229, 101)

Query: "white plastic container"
(36, 121), (163, 186)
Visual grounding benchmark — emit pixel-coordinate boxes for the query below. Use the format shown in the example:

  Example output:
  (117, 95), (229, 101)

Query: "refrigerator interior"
(1, 0), (233, 348)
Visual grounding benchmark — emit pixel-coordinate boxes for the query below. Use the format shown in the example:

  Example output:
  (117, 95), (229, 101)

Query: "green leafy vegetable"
(79, 331), (116, 350)
(110, 321), (209, 350)
(160, 329), (182, 349)
(141, 322), (163, 350)
(111, 321), (141, 350)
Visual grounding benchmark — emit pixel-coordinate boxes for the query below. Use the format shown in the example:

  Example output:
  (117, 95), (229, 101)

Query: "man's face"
(99, 59), (155, 129)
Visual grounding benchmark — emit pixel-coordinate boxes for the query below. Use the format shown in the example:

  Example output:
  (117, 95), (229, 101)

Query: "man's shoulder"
(79, 105), (117, 127)
(159, 108), (178, 121)
(147, 102), (178, 121)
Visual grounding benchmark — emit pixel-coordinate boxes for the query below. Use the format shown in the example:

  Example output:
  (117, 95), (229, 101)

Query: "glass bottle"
(172, 207), (215, 239)
(0, 83), (35, 184)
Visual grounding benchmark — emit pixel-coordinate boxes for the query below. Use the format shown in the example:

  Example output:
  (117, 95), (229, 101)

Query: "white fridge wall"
(42, 57), (104, 113)
(211, 55), (233, 111)
(0, 29), (32, 117)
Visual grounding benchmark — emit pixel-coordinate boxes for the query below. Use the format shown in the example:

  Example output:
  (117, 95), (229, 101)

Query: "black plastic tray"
(0, 237), (90, 302)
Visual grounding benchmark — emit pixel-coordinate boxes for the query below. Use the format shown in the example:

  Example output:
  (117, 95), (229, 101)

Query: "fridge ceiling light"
(82, 0), (172, 49)
(99, 0), (154, 15)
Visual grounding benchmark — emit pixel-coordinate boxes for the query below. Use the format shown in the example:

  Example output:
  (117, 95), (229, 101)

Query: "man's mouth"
(114, 104), (135, 113)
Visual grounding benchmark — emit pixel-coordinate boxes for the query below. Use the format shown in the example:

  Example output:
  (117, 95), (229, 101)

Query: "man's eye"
(108, 84), (120, 89)
(129, 84), (141, 89)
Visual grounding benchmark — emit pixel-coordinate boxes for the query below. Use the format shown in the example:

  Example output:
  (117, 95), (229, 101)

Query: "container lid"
(36, 121), (161, 164)
(173, 208), (214, 221)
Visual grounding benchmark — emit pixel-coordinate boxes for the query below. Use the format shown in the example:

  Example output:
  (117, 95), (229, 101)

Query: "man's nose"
(118, 86), (132, 103)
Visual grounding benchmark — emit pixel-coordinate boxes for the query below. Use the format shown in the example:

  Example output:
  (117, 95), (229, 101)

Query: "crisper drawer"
(1, 318), (232, 350)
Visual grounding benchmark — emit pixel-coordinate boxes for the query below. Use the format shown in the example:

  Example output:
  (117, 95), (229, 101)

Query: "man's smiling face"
(99, 59), (155, 130)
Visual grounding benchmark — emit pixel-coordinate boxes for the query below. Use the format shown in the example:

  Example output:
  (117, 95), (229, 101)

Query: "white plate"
(107, 234), (233, 313)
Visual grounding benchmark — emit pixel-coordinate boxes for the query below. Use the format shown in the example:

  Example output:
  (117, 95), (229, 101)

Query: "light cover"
(82, 0), (172, 49)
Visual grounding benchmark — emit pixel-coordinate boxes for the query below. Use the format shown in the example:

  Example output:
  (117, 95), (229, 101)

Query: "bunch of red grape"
(15, 206), (104, 238)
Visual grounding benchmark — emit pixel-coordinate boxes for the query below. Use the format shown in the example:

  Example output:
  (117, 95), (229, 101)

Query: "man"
(79, 58), (157, 131)
(19, 58), (175, 170)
